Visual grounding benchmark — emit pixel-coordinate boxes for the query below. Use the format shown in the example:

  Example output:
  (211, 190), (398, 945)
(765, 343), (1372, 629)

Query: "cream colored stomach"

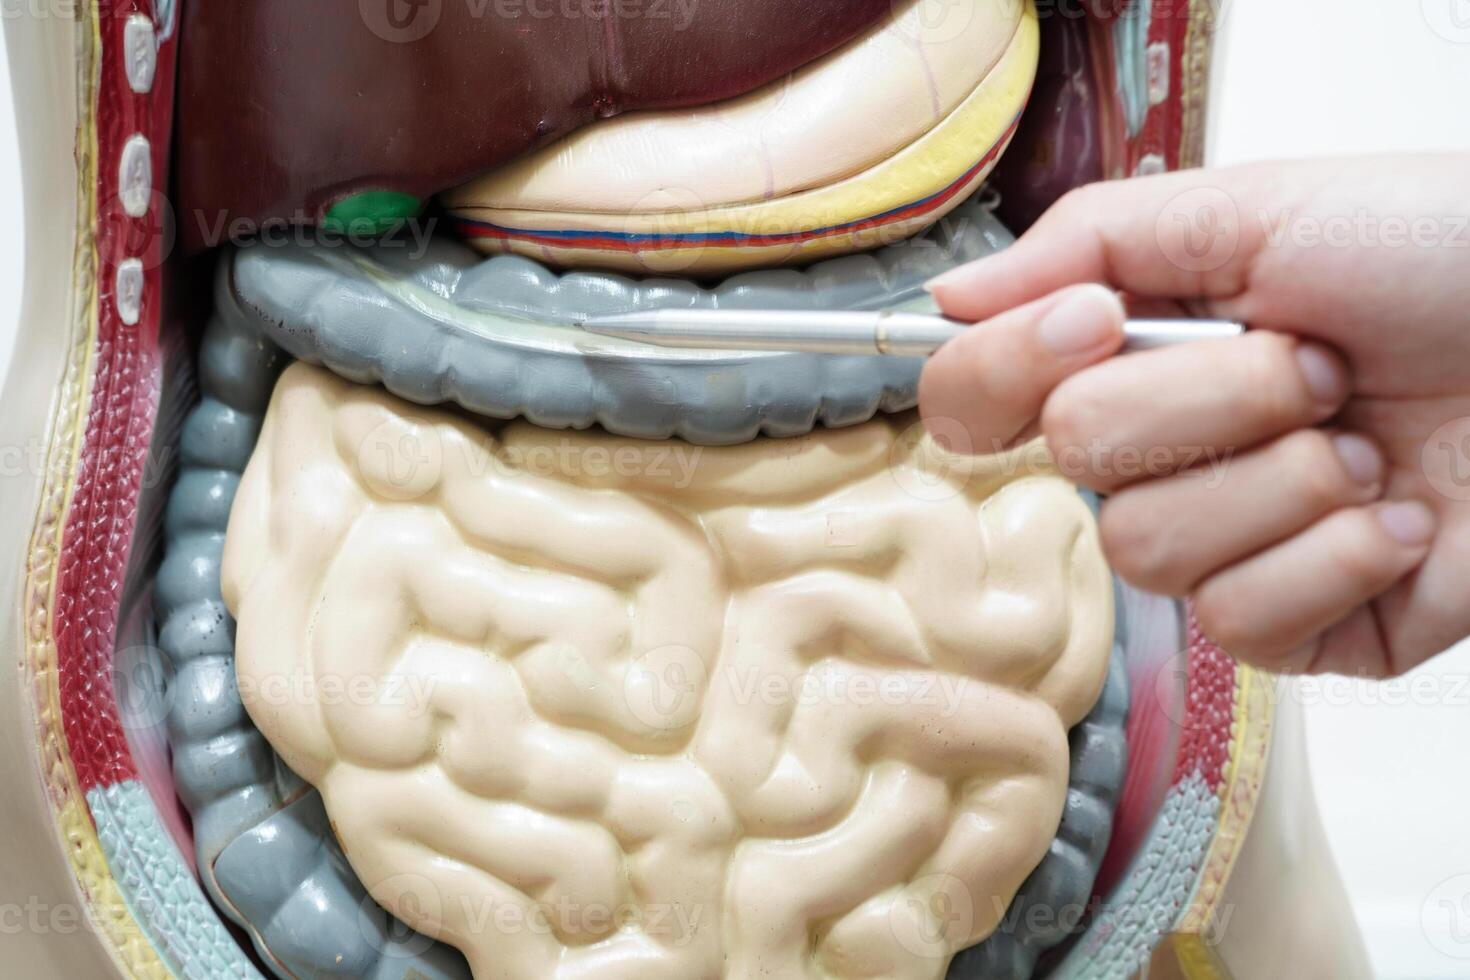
(222, 363), (1113, 980)
(445, 0), (1023, 215)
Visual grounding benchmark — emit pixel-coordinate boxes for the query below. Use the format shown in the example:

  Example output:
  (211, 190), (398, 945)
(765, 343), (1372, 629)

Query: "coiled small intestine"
(224, 362), (1112, 980)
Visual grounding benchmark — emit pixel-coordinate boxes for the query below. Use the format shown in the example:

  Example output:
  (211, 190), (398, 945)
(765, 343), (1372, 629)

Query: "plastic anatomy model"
(0, 1), (1365, 978)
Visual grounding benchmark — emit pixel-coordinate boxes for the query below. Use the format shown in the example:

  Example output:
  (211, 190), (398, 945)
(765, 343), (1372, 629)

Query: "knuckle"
(970, 345), (1034, 419)
(1099, 501), (1187, 594)
(1049, 185), (1102, 224)
(1330, 512), (1394, 590)
(1190, 585), (1257, 656)
(1238, 333), (1304, 431)
(921, 326), (1042, 453)
(918, 353), (978, 427)
(1033, 186), (1111, 251)
(1281, 431), (1351, 513)
(1041, 377), (1104, 456)
(917, 361), (954, 419)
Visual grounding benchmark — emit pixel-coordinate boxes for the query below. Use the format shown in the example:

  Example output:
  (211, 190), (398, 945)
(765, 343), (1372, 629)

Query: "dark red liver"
(176, 0), (895, 251)
(992, 10), (1103, 233)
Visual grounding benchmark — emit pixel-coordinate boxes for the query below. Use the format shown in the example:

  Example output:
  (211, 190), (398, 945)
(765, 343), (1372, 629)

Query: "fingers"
(1190, 501), (1436, 670)
(1302, 606), (1398, 678)
(1100, 429), (1386, 595)
(1042, 331), (1351, 492)
(925, 169), (1267, 323)
(919, 284), (1126, 453)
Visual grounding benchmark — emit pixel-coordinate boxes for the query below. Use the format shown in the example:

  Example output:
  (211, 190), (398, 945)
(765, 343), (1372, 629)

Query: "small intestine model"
(223, 363), (1114, 980)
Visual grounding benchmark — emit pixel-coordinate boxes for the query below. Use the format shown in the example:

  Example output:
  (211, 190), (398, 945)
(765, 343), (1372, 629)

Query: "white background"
(3, 1), (1470, 976)
(1211, 2), (1470, 978)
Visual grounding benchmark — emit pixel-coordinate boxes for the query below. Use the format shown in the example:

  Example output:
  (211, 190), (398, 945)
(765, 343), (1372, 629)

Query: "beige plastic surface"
(224, 363), (1115, 980)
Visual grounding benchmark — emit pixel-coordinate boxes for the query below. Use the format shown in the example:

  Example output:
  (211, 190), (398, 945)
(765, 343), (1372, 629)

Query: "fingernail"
(1295, 343), (1349, 407)
(1332, 433), (1384, 488)
(1037, 286), (1123, 355)
(1377, 501), (1436, 547)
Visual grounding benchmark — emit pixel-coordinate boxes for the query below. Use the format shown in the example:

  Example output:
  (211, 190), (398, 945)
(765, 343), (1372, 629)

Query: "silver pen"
(577, 308), (1244, 357)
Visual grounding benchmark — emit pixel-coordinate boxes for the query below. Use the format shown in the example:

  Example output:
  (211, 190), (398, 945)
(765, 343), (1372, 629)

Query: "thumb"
(919, 284), (1126, 455)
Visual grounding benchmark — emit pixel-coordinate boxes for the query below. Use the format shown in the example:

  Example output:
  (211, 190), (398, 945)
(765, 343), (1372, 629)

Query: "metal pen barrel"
(578, 308), (1244, 356)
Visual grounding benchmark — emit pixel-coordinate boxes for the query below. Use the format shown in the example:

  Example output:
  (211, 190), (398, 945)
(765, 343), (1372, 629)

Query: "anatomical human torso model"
(0, 1), (1366, 979)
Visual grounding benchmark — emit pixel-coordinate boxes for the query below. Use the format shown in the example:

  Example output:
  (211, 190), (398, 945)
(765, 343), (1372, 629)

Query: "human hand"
(919, 155), (1470, 676)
